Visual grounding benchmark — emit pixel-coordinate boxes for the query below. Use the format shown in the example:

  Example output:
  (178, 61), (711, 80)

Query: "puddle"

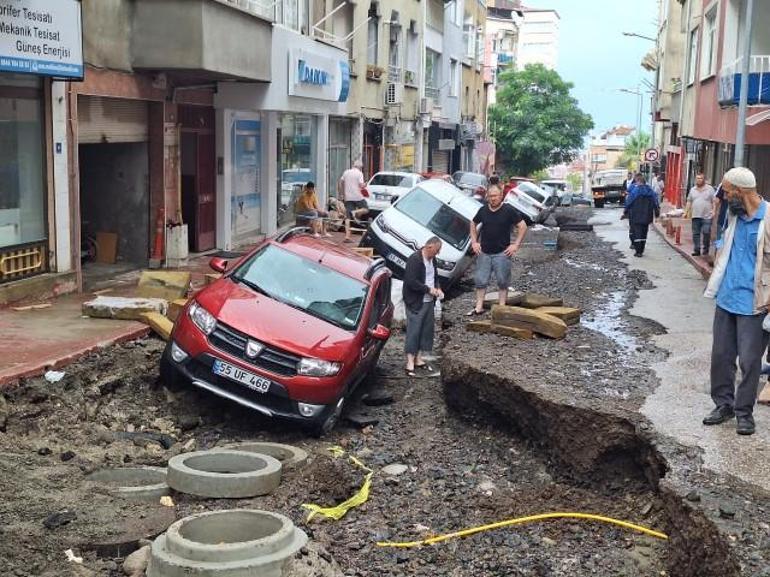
(583, 291), (638, 354)
(563, 257), (605, 272)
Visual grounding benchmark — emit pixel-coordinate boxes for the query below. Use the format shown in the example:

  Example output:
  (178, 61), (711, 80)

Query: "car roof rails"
(274, 226), (311, 243)
(364, 257), (387, 280)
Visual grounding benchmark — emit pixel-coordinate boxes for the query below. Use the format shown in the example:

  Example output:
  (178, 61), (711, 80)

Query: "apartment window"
(701, 7), (718, 79)
(463, 16), (474, 61)
(427, 0), (444, 30)
(367, 3), (380, 66)
(446, 0), (462, 27)
(331, 0), (354, 60)
(388, 21), (401, 81)
(405, 25), (419, 85)
(425, 49), (440, 99)
(275, 0), (301, 31)
(687, 27), (699, 85)
(449, 59), (458, 97)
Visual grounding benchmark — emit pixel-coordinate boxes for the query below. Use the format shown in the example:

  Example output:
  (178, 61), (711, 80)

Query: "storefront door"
(277, 114), (317, 228)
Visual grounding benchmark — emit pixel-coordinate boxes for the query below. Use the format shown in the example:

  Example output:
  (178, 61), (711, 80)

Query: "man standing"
(402, 237), (444, 377)
(685, 172), (717, 256)
(703, 167), (770, 436)
(468, 186), (528, 315)
(339, 160), (369, 243)
(623, 174), (660, 257)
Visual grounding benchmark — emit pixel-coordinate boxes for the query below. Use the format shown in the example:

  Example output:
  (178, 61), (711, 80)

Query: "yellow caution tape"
(377, 512), (668, 548)
(302, 446), (373, 522)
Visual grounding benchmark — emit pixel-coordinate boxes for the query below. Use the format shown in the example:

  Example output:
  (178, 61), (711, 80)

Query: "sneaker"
(702, 405), (735, 425)
(691, 251), (701, 257)
(736, 415), (756, 436)
(633, 252), (642, 258)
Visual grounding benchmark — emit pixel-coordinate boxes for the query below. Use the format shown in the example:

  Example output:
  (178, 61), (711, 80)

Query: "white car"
(365, 172), (423, 214)
(505, 181), (554, 224)
(360, 180), (481, 288)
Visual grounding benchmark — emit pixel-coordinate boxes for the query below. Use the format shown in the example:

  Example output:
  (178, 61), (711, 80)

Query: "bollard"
(675, 225), (682, 245)
(666, 219), (675, 237)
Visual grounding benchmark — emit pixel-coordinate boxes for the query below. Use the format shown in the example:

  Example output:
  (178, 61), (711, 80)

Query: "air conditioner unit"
(419, 97), (433, 114)
(386, 82), (404, 105)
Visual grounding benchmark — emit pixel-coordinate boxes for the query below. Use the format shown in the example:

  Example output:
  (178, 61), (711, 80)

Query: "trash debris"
(159, 496), (175, 507)
(64, 549), (83, 564)
(43, 510), (77, 529)
(44, 370), (66, 383)
(302, 447), (373, 522)
(11, 303), (51, 311)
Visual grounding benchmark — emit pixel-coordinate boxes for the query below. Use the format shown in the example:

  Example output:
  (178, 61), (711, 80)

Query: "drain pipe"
(734, 0), (755, 167)
(676, 0), (694, 208)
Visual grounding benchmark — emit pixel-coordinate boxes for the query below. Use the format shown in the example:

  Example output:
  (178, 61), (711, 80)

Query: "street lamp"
(616, 87), (644, 136)
(622, 32), (656, 42)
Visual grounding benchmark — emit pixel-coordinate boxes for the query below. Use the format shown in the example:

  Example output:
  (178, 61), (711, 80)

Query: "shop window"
(0, 76), (45, 250)
(278, 114), (317, 228)
(367, 3), (380, 66)
(328, 118), (352, 198)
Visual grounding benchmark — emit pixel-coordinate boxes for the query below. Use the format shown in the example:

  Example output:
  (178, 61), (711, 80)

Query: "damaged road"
(0, 207), (767, 576)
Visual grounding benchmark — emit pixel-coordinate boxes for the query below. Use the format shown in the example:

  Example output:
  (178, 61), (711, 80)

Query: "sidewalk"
(652, 201), (714, 279)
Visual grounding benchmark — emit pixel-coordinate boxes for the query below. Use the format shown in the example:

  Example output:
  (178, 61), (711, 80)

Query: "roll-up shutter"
(432, 150), (449, 174)
(78, 96), (149, 144)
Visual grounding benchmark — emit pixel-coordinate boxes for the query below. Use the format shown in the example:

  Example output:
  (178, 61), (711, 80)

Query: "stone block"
(140, 312), (174, 341)
(137, 270), (191, 300)
(83, 296), (167, 321)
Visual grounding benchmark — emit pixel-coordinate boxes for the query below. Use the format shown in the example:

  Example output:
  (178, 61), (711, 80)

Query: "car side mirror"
(368, 324), (391, 341)
(209, 257), (228, 274)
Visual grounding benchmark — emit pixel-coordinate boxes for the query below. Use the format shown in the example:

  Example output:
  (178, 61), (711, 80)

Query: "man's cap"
(724, 166), (756, 188)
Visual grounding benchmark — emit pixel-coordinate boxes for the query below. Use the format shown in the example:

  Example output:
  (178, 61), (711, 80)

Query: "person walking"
(468, 186), (528, 315)
(402, 237), (444, 377)
(685, 172), (717, 256)
(623, 174), (660, 257)
(339, 160), (369, 243)
(703, 167), (770, 436)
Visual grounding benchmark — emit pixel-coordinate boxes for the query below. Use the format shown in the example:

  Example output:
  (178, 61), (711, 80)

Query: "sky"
(525, 0), (659, 136)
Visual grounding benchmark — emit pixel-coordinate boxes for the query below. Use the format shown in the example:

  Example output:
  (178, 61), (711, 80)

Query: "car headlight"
(375, 213), (388, 232)
(297, 357), (341, 377)
(188, 301), (217, 335)
(435, 257), (455, 271)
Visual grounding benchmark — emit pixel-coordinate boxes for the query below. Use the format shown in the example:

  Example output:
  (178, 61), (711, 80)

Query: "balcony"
(425, 85), (440, 100)
(132, 0), (272, 83)
(718, 55), (770, 107)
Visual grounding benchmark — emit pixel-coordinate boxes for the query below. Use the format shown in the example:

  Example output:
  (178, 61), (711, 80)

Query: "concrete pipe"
(147, 509), (307, 577)
(86, 466), (169, 501)
(223, 442), (309, 470)
(167, 450), (281, 498)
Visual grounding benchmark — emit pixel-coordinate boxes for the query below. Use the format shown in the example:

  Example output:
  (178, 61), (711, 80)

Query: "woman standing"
(402, 237), (444, 377)
(295, 182), (331, 237)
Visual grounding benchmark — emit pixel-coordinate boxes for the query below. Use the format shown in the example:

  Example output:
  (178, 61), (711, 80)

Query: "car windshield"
(370, 174), (413, 188)
(517, 182), (547, 203)
(458, 173), (487, 187)
(231, 244), (368, 330)
(282, 170), (313, 184)
(395, 187), (471, 250)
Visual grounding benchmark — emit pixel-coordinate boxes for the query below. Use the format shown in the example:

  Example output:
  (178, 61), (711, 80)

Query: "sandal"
(404, 368), (416, 377)
(466, 309), (484, 317)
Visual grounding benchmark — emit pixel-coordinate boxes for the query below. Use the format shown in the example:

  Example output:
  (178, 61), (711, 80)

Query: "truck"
(591, 169), (628, 208)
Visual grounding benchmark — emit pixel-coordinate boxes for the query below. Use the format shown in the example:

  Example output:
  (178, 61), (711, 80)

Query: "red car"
(160, 228), (393, 436)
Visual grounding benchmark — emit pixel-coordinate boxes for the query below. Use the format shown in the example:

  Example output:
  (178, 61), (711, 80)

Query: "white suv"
(506, 181), (555, 225)
(360, 180), (481, 288)
(365, 172), (423, 214)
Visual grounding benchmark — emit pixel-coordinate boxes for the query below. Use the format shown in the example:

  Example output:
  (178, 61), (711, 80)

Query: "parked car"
(560, 193), (593, 207)
(540, 179), (571, 205)
(365, 171), (423, 214)
(360, 179), (482, 289)
(454, 172), (488, 200)
(160, 229), (393, 436)
(505, 181), (555, 224)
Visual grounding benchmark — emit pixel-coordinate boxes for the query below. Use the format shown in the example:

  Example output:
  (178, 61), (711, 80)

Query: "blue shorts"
(474, 252), (512, 290)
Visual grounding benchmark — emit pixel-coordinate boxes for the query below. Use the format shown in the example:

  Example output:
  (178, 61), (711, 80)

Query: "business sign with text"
(0, 0), (83, 79)
(288, 48), (350, 103)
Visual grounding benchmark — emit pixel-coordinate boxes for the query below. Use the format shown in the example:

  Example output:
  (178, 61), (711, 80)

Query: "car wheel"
(159, 351), (183, 390)
(311, 395), (346, 438)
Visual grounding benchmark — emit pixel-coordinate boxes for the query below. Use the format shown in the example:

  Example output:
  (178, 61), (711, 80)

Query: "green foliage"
(530, 169), (550, 182)
(565, 172), (583, 191)
(615, 132), (651, 170)
(489, 64), (594, 176)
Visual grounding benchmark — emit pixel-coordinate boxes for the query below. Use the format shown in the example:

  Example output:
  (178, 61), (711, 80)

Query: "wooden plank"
(137, 270), (191, 300)
(520, 293), (563, 309)
(95, 232), (118, 264)
(167, 298), (188, 322)
(466, 320), (492, 333)
(536, 306), (582, 326)
(482, 290), (524, 309)
(491, 305), (567, 339)
(140, 312), (173, 341)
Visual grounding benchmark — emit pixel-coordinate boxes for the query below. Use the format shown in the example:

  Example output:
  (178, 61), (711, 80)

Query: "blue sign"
(298, 59), (330, 86)
(338, 60), (350, 102)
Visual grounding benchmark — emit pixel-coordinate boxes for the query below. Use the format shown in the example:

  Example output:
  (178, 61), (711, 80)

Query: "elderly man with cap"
(703, 166), (770, 435)
(339, 159), (369, 243)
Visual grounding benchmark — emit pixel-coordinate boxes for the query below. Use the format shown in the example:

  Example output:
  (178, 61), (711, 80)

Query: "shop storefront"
(0, 0), (82, 287)
(215, 26), (350, 244)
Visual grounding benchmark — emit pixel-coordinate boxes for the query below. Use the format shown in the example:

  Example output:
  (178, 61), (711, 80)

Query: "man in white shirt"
(339, 160), (369, 243)
(686, 172), (717, 257)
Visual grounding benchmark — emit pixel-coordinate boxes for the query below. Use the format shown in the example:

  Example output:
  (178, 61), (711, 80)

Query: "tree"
(565, 172), (583, 192)
(489, 64), (593, 176)
(616, 132), (651, 170)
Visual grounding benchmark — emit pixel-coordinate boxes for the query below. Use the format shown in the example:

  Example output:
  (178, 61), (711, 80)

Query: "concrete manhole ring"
(167, 449), (282, 498)
(147, 509), (308, 577)
(86, 466), (169, 501)
(222, 441), (309, 470)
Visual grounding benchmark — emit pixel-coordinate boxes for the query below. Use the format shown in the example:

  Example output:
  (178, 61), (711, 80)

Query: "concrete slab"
(592, 209), (770, 492)
(0, 293), (149, 386)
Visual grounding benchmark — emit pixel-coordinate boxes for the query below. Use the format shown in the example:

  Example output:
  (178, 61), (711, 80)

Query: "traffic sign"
(644, 148), (660, 162)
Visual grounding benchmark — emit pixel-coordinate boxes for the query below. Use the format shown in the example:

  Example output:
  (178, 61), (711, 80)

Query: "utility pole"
(734, 0), (755, 167)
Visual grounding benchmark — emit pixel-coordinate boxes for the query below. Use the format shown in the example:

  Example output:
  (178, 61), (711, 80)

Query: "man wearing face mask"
(703, 167), (770, 436)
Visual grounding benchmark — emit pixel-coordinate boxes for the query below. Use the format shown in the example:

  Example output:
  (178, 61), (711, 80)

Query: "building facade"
(516, 7), (560, 71)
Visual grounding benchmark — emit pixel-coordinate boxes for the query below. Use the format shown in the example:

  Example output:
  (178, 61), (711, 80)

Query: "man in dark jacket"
(623, 174), (660, 257)
(402, 236), (444, 376)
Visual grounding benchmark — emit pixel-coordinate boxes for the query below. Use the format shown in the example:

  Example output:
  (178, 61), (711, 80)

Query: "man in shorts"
(468, 186), (528, 315)
(339, 159), (369, 243)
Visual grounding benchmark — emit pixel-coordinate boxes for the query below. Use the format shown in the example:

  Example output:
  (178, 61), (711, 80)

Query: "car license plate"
(375, 193), (389, 201)
(386, 252), (406, 269)
(212, 359), (271, 394)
